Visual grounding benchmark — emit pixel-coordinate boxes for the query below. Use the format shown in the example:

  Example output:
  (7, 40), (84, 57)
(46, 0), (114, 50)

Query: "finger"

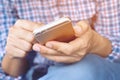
(14, 20), (44, 32)
(33, 43), (63, 55)
(45, 41), (75, 55)
(7, 34), (32, 52)
(70, 23), (93, 52)
(74, 21), (90, 37)
(33, 44), (81, 57)
(9, 27), (34, 42)
(73, 26), (82, 37)
(41, 54), (81, 63)
(6, 45), (26, 58)
(75, 48), (88, 57)
(77, 20), (90, 32)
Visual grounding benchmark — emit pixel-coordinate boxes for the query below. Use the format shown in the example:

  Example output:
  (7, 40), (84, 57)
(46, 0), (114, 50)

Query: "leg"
(38, 54), (120, 80)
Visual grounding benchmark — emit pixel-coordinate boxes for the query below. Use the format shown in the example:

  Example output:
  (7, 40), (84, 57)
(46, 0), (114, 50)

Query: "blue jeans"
(26, 54), (120, 80)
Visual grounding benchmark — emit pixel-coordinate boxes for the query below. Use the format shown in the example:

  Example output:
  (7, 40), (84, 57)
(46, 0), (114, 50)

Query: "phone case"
(33, 18), (76, 45)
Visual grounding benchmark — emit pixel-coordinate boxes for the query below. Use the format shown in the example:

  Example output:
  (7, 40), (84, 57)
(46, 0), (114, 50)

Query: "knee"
(42, 54), (102, 80)
(70, 60), (99, 80)
(74, 60), (98, 80)
(69, 54), (103, 80)
(47, 59), (99, 80)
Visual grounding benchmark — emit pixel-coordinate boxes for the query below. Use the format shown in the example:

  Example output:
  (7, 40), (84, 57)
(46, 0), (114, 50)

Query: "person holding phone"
(0, 0), (120, 80)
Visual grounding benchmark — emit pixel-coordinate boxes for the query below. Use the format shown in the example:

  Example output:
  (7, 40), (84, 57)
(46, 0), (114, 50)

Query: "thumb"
(14, 20), (44, 32)
(32, 43), (41, 52)
(73, 26), (82, 37)
(74, 21), (90, 37)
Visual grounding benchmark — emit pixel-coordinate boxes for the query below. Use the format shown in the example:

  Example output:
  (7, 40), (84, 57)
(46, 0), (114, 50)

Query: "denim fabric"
(25, 64), (48, 80)
(36, 54), (120, 80)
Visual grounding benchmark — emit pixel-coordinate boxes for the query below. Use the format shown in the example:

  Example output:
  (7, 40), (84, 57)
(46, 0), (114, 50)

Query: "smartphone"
(33, 17), (76, 45)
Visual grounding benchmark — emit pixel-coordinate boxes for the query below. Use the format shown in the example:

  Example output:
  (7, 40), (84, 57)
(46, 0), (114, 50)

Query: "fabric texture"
(38, 54), (120, 80)
(0, 0), (120, 79)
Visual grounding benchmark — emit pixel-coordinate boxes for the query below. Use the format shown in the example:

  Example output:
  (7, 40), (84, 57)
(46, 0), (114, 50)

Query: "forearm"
(1, 54), (29, 77)
(90, 30), (112, 57)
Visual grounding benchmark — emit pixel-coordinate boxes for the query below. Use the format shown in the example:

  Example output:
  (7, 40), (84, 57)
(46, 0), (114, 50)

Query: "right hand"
(6, 20), (43, 58)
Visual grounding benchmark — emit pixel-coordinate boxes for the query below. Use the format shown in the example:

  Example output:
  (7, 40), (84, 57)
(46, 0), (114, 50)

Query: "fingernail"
(46, 43), (52, 48)
(74, 26), (82, 35)
(33, 44), (40, 51)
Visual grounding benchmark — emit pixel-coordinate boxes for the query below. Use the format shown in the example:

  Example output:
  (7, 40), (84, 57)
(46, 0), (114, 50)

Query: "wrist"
(2, 53), (29, 77)
(89, 30), (112, 57)
(87, 30), (97, 53)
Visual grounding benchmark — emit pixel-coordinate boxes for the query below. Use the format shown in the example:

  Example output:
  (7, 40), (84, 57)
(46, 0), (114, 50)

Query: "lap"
(38, 54), (120, 80)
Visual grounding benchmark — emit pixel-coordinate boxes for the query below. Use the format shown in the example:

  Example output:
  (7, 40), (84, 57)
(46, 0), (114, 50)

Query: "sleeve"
(0, 0), (18, 63)
(0, 0), (21, 80)
(0, 67), (22, 80)
(95, 0), (120, 62)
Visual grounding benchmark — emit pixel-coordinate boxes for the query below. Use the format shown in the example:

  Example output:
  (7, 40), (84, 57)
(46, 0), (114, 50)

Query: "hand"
(33, 21), (95, 63)
(6, 20), (43, 58)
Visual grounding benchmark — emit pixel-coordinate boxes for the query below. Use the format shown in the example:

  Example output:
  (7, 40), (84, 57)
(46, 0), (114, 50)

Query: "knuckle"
(78, 52), (83, 56)
(81, 41), (89, 48)
(68, 45), (74, 54)
(20, 51), (26, 57)
(78, 20), (89, 26)
(5, 43), (27, 58)
(14, 19), (23, 26)
(9, 27), (14, 33)
(7, 36), (10, 42)
(77, 21), (90, 31)
(43, 50), (48, 54)
(26, 33), (34, 42)
(65, 48), (73, 55)
(17, 50), (26, 58)
(83, 43), (88, 48)
(22, 41), (32, 51)
(26, 44), (32, 51)
(59, 45), (74, 55)
(5, 46), (9, 52)
(13, 51), (26, 58)
(38, 22), (44, 26)
(16, 28), (34, 42)
(34, 23), (41, 29)
(6, 42), (12, 51)
(39, 48), (46, 54)
(16, 29), (25, 37)
(75, 58), (81, 62)
(5, 45), (14, 55)
(14, 19), (29, 28)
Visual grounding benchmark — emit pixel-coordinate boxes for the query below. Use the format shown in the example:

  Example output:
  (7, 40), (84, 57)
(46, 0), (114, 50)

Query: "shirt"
(0, 0), (120, 79)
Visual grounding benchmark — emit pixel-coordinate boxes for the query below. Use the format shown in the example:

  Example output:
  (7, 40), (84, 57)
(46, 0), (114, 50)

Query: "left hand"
(33, 21), (95, 63)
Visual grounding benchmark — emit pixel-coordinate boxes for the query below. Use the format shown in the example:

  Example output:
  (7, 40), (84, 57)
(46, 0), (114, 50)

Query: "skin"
(2, 20), (112, 77)
(33, 21), (112, 63)
(1, 20), (43, 77)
